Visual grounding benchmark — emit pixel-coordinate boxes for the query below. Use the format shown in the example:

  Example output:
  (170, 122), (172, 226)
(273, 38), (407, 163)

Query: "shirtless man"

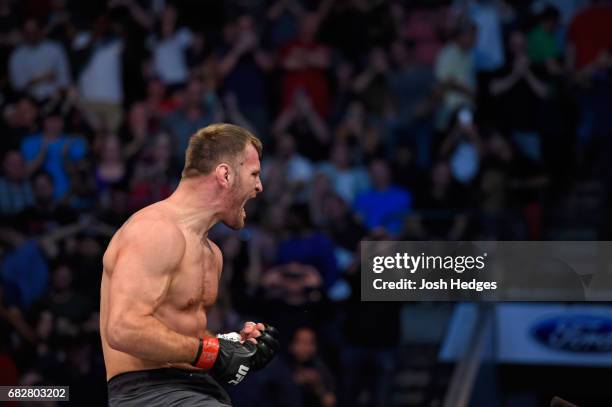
(100, 123), (279, 406)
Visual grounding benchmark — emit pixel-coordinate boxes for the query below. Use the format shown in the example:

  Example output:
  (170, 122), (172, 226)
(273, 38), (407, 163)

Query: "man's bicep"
(108, 223), (185, 320)
(109, 251), (171, 320)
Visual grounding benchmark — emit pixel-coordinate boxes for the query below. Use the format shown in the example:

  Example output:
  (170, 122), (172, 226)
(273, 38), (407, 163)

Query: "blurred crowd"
(1, 0), (612, 405)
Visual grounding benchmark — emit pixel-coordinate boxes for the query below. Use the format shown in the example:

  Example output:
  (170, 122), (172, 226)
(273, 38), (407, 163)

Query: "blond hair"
(182, 123), (262, 178)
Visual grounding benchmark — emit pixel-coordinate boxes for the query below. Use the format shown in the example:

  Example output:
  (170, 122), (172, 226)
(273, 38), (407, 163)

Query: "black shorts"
(107, 368), (232, 406)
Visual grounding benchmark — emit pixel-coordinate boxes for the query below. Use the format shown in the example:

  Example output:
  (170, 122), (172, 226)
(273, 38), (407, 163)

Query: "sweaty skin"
(100, 144), (262, 380)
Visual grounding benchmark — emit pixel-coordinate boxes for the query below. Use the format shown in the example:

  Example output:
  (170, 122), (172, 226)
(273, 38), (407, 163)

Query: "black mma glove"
(193, 325), (280, 385)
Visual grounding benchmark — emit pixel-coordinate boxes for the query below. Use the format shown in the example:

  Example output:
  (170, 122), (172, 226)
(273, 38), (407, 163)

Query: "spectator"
(410, 161), (470, 240)
(527, 5), (563, 72)
(261, 133), (314, 203)
(144, 77), (178, 123)
(1, 96), (39, 154)
(567, 1), (612, 153)
(489, 30), (549, 160)
(434, 21), (477, 129)
(532, 0), (588, 26)
(17, 172), (77, 235)
(9, 18), (71, 101)
(0, 221), (89, 311)
(387, 39), (436, 168)
(273, 90), (330, 162)
(353, 159), (412, 236)
(96, 187), (130, 228)
(163, 78), (220, 167)
(566, 0), (612, 73)
(40, 262), (94, 326)
(149, 5), (193, 88)
(399, 5), (446, 65)
(217, 14), (274, 137)
(352, 47), (392, 117)
(322, 194), (367, 253)
(95, 135), (128, 196)
(280, 13), (331, 117)
(228, 358), (303, 407)
(0, 227), (49, 310)
(390, 144), (426, 194)
(128, 132), (173, 211)
(276, 204), (338, 291)
(288, 327), (337, 407)
(0, 285), (37, 345)
(20, 110), (87, 200)
(490, 30), (549, 133)
(438, 108), (483, 185)
(480, 132), (548, 239)
(28, 309), (64, 380)
(260, 261), (324, 306)
(265, 0), (303, 49)
(328, 60), (355, 125)
(334, 101), (386, 162)
(308, 172), (334, 227)
(221, 91), (258, 135)
(0, 151), (34, 216)
(456, 0), (505, 73)
(478, 130), (516, 238)
(76, 15), (124, 133)
(318, 141), (370, 204)
(118, 102), (154, 160)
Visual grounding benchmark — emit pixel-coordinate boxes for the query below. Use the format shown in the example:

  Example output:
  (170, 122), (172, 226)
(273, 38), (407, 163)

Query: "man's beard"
(223, 206), (245, 230)
(224, 185), (246, 230)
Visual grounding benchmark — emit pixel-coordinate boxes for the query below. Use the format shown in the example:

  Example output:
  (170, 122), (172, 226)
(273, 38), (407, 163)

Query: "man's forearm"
(108, 315), (201, 365)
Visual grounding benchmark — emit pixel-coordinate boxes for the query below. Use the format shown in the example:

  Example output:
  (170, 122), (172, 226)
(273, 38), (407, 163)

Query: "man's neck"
(166, 177), (223, 237)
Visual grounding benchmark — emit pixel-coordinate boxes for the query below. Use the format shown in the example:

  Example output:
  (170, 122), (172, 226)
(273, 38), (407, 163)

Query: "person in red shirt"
(567, 1), (612, 152)
(280, 13), (331, 118)
(567, 1), (612, 73)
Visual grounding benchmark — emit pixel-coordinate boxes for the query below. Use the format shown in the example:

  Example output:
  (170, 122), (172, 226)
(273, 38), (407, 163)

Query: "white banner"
(440, 303), (612, 366)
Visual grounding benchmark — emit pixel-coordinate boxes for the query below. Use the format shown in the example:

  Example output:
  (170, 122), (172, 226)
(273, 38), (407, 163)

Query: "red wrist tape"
(194, 337), (220, 370)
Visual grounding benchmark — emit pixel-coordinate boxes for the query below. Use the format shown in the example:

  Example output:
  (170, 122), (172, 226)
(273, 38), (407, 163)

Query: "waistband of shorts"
(107, 367), (232, 405)
(108, 368), (201, 387)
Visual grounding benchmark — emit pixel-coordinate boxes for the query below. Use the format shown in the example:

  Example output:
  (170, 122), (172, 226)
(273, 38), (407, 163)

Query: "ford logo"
(531, 315), (612, 353)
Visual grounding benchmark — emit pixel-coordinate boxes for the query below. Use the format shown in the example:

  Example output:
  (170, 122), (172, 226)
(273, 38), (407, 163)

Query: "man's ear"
(215, 163), (231, 188)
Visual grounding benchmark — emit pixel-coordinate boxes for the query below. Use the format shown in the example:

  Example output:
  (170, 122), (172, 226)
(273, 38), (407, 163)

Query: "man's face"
(3, 151), (26, 181)
(223, 143), (263, 230)
(370, 160), (390, 190)
(23, 20), (42, 45)
(290, 328), (317, 363)
(33, 174), (54, 204)
(458, 27), (476, 50)
(44, 115), (64, 137)
(52, 265), (73, 292)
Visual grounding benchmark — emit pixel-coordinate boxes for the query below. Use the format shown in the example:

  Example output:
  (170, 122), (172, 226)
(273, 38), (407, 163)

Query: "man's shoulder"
(117, 204), (186, 249)
(20, 134), (42, 152)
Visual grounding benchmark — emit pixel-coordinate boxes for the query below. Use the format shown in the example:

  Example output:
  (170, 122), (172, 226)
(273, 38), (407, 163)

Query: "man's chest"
(166, 239), (221, 309)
